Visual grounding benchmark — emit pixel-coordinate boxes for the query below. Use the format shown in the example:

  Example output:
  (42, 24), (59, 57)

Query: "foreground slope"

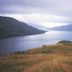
(0, 16), (45, 39)
(0, 41), (72, 72)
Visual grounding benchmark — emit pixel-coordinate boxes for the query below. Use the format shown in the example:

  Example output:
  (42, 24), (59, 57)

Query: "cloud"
(0, 13), (71, 27)
(0, 0), (72, 17)
(0, 0), (72, 27)
(1, 13), (69, 22)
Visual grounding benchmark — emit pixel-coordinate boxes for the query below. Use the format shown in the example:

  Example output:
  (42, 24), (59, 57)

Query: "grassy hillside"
(0, 41), (72, 72)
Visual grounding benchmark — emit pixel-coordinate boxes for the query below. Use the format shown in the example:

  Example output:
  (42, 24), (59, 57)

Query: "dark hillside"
(0, 16), (45, 39)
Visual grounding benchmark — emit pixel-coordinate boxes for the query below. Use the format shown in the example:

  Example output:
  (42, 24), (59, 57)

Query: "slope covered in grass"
(0, 41), (72, 72)
(24, 40), (72, 55)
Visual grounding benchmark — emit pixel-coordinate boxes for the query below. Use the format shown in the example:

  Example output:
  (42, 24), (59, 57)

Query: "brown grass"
(0, 41), (72, 72)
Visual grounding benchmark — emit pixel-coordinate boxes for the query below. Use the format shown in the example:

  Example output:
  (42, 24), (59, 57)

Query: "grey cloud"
(1, 0), (72, 17)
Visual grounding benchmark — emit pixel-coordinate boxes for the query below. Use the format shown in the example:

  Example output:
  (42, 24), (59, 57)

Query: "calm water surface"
(0, 30), (72, 54)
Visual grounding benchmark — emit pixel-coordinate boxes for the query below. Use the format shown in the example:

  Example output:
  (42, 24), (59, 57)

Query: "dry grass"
(0, 54), (72, 72)
(0, 41), (72, 72)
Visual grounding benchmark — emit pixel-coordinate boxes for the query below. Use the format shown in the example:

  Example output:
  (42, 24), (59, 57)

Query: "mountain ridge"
(0, 16), (45, 39)
(51, 24), (72, 31)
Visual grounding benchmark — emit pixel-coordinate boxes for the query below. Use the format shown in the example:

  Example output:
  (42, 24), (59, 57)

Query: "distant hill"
(51, 24), (72, 31)
(0, 16), (45, 39)
(26, 22), (48, 31)
(57, 40), (72, 45)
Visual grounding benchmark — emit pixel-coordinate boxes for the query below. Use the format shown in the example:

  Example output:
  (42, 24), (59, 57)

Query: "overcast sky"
(0, 0), (72, 27)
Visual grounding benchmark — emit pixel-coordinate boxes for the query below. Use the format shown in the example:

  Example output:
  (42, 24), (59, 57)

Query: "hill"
(23, 40), (72, 54)
(26, 22), (48, 31)
(51, 24), (72, 31)
(0, 40), (72, 72)
(0, 16), (45, 39)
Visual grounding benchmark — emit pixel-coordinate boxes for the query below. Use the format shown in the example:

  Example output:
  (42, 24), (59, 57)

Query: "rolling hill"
(0, 16), (45, 39)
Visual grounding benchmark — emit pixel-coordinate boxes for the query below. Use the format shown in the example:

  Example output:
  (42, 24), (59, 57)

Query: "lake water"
(0, 30), (72, 54)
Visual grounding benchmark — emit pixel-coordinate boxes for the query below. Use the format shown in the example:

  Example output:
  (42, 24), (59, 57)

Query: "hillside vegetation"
(0, 40), (72, 72)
